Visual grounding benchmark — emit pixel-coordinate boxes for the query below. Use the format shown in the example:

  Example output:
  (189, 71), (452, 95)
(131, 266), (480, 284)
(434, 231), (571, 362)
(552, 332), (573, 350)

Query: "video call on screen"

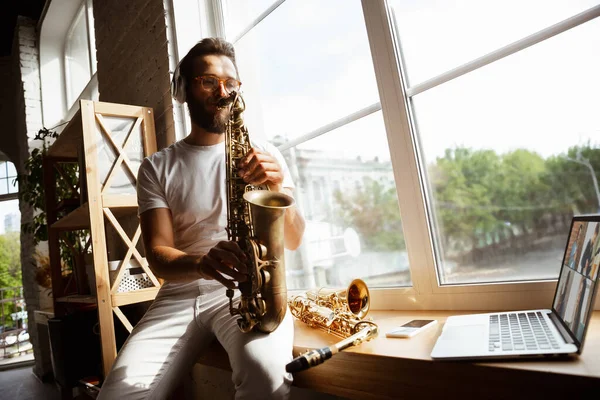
(554, 221), (600, 342)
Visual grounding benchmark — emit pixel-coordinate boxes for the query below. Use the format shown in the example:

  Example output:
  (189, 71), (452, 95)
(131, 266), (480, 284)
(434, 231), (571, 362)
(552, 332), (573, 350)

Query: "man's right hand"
(197, 241), (249, 289)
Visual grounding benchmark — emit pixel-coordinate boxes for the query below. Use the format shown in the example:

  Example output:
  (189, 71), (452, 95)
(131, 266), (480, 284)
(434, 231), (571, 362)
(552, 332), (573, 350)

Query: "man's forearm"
(148, 245), (204, 282)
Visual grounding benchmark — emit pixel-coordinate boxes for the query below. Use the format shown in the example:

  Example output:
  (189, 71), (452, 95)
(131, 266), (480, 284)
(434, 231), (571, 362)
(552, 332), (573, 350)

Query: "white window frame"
(363, 0), (600, 311)
(174, 0), (600, 311)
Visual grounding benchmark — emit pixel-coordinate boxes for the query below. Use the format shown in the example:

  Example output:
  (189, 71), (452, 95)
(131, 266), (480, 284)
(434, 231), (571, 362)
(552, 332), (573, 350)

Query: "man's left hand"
(238, 148), (284, 191)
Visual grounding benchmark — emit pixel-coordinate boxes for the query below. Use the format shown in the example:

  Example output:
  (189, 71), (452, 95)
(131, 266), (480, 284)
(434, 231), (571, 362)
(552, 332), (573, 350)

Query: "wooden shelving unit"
(43, 100), (160, 377)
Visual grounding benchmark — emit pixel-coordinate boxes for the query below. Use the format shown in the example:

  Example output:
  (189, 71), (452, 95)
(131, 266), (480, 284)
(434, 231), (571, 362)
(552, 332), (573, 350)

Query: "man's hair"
(180, 37), (238, 82)
(172, 37), (238, 103)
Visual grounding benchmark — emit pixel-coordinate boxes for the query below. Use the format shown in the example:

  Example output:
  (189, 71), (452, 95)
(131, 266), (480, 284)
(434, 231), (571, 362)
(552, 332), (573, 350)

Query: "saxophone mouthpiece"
(218, 91), (238, 108)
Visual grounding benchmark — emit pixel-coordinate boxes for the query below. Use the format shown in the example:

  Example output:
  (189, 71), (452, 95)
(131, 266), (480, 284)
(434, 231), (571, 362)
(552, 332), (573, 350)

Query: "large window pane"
(6, 162), (16, 178)
(227, 0), (408, 290)
(233, 0), (379, 144)
(0, 162), (7, 179)
(224, 0), (280, 40)
(389, 0), (599, 86)
(0, 162), (17, 195)
(65, 7), (91, 106)
(282, 112), (411, 290)
(409, 17), (600, 285)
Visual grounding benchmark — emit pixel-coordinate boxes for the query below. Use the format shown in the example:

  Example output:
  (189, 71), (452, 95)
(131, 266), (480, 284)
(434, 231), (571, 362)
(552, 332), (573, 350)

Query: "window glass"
(281, 111), (411, 290)
(0, 162), (18, 195)
(389, 0), (600, 86)
(9, 176), (18, 194)
(226, 0), (410, 290)
(233, 0), (379, 144)
(6, 162), (17, 178)
(224, 0), (281, 40)
(65, 6), (91, 106)
(408, 17), (600, 284)
(0, 199), (20, 234)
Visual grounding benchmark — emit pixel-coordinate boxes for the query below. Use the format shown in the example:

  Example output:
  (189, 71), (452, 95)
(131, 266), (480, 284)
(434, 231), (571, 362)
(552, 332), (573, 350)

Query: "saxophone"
(286, 279), (378, 372)
(224, 91), (295, 333)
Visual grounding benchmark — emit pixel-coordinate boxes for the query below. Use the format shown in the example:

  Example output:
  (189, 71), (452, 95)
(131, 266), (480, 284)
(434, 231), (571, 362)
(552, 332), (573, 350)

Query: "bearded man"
(98, 37), (305, 400)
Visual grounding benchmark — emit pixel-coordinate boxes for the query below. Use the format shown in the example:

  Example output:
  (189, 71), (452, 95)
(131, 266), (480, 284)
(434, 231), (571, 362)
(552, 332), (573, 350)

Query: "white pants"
(97, 280), (294, 400)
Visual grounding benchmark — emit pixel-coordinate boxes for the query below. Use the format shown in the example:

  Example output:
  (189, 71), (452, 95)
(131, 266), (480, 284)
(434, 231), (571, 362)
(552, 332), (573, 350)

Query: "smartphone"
(385, 319), (437, 338)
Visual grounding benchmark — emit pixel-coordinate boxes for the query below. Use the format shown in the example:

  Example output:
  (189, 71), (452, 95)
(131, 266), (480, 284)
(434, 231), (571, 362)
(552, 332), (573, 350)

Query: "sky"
(183, 0), (600, 165)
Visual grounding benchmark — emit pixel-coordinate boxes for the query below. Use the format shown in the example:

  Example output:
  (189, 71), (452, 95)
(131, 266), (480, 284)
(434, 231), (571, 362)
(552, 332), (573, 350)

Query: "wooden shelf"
(44, 100), (159, 378)
(47, 109), (83, 159)
(51, 199), (139, 231)
(33, 309), (55, 326)
(56, 294), (97, 304)
(102, 194), (138, 208)
(52, 203), (90, 231)
(55, 198), (81, 214)
(112, 287), (160, 307)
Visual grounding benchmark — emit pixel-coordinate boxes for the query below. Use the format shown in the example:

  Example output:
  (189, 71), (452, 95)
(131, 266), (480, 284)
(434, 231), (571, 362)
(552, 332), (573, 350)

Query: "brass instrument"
(286, 279), (378, 372)
(224, 91), (295, 333)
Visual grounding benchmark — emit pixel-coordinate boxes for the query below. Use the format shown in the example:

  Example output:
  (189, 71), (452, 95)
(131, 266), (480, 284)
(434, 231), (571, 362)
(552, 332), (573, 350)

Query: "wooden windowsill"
(197, 310), (600, 399)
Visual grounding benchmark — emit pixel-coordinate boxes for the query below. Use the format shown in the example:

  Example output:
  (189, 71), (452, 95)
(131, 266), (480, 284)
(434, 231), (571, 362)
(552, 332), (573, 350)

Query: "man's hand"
(197, 241), (248, 289)
(238, 148), (284, 191)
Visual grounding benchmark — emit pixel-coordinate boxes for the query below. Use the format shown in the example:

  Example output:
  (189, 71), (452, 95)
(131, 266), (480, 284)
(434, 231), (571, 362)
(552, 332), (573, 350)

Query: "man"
(98, 38), (305, 400)
(579, 224), (599, 275)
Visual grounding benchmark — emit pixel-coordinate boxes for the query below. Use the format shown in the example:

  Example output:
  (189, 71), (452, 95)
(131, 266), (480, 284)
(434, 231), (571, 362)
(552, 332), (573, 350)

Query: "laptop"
(431, 215), (600, 360)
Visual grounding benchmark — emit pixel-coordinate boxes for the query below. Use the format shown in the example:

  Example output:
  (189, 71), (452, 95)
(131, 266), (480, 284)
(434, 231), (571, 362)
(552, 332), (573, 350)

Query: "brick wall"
(92, 0), (175, 150)
(16, 16), (50, 379)
(0, 16), (51, 378)
(17, 20), (43, 146)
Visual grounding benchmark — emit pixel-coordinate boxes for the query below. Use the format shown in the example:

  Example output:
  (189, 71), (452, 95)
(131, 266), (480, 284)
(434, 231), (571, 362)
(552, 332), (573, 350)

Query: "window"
(220, 0), (411, 290)
(0, 162), (18, 196)
(64, 0), (97, 108)
(388, 0), (600, 287)
(40, 0), (98, 127)
(174, 0), (600, 310)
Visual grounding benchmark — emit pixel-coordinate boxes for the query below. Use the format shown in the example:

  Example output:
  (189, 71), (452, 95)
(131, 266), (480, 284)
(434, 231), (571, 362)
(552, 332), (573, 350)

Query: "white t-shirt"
(137, 138), (294, 265)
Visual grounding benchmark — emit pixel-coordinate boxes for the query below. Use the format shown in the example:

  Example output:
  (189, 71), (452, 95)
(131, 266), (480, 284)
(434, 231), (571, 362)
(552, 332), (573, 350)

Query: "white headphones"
(171, 59), (187, 104)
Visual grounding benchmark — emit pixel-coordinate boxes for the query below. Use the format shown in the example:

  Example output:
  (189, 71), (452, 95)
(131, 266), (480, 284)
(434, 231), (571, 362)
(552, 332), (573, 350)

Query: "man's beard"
(187, 96), (230, 134)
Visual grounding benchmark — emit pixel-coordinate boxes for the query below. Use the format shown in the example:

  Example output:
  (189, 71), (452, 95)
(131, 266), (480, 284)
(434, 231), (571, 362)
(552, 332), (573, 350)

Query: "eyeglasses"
(193, 75), (241, 94)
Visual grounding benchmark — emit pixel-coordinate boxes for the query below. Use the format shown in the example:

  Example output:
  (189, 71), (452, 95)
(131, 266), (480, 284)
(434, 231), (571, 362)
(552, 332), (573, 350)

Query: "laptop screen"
(552, 216), (600, 345)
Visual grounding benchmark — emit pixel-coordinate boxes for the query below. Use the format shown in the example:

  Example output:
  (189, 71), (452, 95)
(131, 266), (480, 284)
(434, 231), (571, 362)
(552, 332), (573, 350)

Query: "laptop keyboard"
(488, 312), (561, 352)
